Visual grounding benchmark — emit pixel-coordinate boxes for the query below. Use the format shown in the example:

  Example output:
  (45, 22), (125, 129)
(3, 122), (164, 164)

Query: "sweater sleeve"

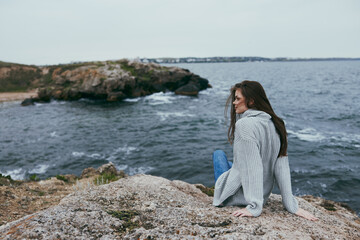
(233, 137), (264, 217)
(274, 156), (299, 214)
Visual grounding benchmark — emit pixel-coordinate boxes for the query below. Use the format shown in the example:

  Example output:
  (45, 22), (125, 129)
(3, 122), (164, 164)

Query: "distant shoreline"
(2, 57), (360, 68)
(139, 57), (360, 64)
(0, 90), (38, 103)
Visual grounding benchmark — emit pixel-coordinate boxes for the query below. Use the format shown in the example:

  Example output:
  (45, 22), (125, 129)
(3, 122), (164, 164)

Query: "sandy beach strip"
(0, 90), (38, 102)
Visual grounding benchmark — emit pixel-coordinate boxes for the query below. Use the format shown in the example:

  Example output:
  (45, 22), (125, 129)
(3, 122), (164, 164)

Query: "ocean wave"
(327, 164), (358, 172)
(329, 132), (360, 144)
(156, 111), (195, 121)
(288, 128), (326, 142)
(0, 168), (25, 180)
(331, 178), (360, 189)
(328, 113), (360, 121)
(28, 164), (50, 174)
(288, 126), (360, 146)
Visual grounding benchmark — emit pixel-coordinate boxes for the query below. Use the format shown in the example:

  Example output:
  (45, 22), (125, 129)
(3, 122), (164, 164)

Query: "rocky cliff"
(0, 60), (211, 105)
(0, 164), (359, 239)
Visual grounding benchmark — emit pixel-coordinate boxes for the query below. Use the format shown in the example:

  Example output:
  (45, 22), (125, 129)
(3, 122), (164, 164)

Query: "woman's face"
(233, 89), (248, 114)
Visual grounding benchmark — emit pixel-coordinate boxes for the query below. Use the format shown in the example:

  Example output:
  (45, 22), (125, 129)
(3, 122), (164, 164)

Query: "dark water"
(1, 61), (359, 215)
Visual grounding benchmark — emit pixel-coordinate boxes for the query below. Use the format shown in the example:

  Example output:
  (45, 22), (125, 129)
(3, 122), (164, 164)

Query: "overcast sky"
(1, 0), (359, 65)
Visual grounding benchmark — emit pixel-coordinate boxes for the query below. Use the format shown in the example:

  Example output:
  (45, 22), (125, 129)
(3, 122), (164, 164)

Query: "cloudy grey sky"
(1, 0), (359, 65)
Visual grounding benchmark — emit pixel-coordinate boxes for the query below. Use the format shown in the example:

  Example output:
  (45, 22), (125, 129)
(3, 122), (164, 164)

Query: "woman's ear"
(249, 99), (255, 107)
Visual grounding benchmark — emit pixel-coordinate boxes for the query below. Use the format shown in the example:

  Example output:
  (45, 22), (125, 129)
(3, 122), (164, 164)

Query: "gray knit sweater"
(213, 109), (299, 217)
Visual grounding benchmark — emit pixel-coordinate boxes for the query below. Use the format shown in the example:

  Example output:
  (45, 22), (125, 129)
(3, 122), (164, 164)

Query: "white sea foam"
(292, 168), (318, 174)
(156, 111), (195, 121)
(89, 153), (102, 159)
(124, 98), (141, 102)
(128, 166), (154, 175)
(112, 163), (153, 175)
(106, 156), (117, 162)
(144, 92), (174, 105)
(115, 146), (137, 155)
(28, 164), (49, 174)
(115, 164), (128, 171)
(50, 100), (66, 105)
(72, 152), (103, 159)
(0, 168), (25, 180)
(289, 127), (360, 146)
(144, 92), (188, 105)
(288, 128), (326, 142)
(72, 152), (85, 157)
(106, 145), (138, 161)
(50, 131), (58, 137)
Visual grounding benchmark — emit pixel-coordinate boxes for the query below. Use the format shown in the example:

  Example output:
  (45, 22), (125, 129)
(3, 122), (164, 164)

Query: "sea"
(1, 61), (359, 215)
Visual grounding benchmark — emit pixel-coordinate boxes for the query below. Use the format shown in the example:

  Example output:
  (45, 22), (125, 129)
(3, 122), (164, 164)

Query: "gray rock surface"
(0, 174), (359, 239)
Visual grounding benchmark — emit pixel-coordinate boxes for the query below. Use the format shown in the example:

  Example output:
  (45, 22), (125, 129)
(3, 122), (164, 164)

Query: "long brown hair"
(225, 80), (288, 157)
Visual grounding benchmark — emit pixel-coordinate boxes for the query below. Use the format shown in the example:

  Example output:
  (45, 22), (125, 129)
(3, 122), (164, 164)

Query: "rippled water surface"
(1, 61), (359, 214)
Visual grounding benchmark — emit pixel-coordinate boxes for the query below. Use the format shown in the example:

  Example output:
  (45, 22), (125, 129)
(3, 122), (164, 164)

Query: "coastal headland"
(0, 163), (359, 239)
(0, 59), (211, 105)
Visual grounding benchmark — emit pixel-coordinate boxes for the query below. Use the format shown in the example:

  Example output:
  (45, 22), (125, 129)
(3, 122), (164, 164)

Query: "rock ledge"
(1, 174), (359, 239)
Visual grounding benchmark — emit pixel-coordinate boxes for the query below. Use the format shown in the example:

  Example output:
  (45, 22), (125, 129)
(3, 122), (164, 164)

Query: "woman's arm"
(233, 138), (264, 217)
(274, 156), (318, 221)
(274, 156), (299, 213)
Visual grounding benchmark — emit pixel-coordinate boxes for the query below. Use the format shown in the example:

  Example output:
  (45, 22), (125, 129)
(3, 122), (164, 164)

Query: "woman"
(213, 80), (317, 221)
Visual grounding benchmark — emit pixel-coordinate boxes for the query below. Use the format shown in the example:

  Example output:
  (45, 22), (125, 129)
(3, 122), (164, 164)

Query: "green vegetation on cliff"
(0, 62), (42, 92)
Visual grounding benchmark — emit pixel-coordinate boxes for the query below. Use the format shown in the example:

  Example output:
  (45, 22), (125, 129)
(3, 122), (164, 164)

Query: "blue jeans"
(213, 150), (232, 183)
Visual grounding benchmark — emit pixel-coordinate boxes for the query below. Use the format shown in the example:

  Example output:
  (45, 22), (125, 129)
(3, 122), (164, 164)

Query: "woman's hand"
(295, 208), (318, 221)
(232, 208), (253, 217)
